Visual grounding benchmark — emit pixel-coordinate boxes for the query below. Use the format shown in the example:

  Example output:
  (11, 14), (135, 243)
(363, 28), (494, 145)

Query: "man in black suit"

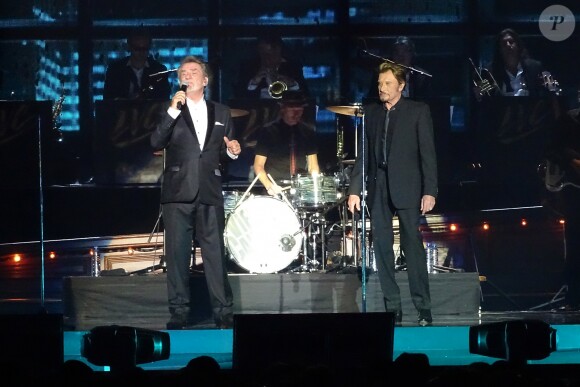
(348, 62), (438, 326)
(103, 28), (171, 100)
(151, 56), (242, 329)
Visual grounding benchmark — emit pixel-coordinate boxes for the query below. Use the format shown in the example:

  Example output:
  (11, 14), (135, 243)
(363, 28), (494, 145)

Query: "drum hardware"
(223, 190), (242, 217)
(286, 196), (349, 273)
(336, 119), (344, 160)
(328, 103), (364, 165)
(289, 211), (325, 273)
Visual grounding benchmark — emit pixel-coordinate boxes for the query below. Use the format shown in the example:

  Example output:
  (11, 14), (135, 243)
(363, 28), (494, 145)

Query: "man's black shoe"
(166, 319), (186, 330)
(417, 310), (432, 326)
(394, 310), (403, 325)
(215, 313), (234, 329)
(386, 309), (402, 325)
(166, 313), (190, 330)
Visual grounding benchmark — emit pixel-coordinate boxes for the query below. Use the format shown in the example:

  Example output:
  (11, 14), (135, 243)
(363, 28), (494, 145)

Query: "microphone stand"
(355, 105), (369, 313)
(148, 68), (178, 77)
(359, 49), (432, 78)
(37, 114), (47, 311)
(130, 150), (166, 276)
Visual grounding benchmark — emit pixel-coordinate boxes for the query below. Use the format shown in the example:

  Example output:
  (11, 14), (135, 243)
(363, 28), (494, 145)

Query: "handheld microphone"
(176, 83), (188, 110)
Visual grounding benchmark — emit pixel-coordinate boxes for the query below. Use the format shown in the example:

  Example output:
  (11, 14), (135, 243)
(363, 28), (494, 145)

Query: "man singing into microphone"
(151, 55), (242, 329)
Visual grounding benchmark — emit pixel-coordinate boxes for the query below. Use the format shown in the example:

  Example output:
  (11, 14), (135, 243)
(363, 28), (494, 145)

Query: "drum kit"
(224, 173), (344, 274)
(223, 103), (370, 274)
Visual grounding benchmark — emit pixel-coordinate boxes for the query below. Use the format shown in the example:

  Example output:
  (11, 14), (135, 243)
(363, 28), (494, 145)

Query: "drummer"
(253, 89), (321, 195)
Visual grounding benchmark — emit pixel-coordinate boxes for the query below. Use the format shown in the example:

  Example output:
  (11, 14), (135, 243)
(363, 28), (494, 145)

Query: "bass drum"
(225, 196), (302, 273)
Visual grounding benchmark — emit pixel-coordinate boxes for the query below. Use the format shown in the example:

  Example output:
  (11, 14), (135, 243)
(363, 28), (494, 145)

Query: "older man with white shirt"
(151, 55), (241, 330)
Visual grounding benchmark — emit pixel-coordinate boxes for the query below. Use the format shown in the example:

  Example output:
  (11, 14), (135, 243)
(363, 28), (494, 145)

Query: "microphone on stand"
(176, 83), (188, 110)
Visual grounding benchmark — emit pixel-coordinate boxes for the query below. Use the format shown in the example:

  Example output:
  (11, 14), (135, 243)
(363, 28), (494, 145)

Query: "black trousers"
(370, 170), (431, 312)
(162, 201), (233, 319)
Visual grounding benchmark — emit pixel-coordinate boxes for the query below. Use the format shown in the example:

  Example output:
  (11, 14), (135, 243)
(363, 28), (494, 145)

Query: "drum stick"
(237, 173), (261, 207)
(267, 174), (295, 208)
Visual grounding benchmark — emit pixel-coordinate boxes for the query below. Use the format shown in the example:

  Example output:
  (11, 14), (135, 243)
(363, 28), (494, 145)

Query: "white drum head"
(225, 196), (302, 273)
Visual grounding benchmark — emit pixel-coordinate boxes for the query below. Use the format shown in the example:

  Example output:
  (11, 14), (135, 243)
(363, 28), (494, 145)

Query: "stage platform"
(62, 271), (481, 331)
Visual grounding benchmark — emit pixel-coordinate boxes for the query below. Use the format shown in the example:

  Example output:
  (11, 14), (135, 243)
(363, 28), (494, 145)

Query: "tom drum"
(291, 174), (340, 209)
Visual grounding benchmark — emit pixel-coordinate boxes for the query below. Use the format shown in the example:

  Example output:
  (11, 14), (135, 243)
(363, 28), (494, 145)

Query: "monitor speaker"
(233, 312), (395, 372)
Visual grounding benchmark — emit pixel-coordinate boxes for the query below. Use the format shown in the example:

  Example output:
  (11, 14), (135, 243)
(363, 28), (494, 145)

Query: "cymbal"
(341, 159), (355, 165)
(231, 108), (249, 118)
(326, 105), (364, 117)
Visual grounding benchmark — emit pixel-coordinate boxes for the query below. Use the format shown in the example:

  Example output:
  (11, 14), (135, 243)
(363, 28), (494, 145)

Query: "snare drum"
(291, 174), (340, 209)
(225, 196), (302, 273)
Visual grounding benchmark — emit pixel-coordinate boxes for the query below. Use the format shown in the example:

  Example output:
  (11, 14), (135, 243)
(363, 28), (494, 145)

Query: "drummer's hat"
(279, 90), (308, 107)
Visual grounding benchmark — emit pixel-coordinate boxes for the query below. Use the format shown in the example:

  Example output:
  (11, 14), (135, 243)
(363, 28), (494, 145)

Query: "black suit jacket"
(103, 56), (171, 100)
(150, 100), (235, 206)
(348, 98), (438, 209)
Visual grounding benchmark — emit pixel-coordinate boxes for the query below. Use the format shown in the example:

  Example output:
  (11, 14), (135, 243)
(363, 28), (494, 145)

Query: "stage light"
(81, 325), (170, 371)
(449, 223), (458, 232)
(482, 222), (490, 231)
(469, 319), (556, 364)
(520, 219), (528, 227)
